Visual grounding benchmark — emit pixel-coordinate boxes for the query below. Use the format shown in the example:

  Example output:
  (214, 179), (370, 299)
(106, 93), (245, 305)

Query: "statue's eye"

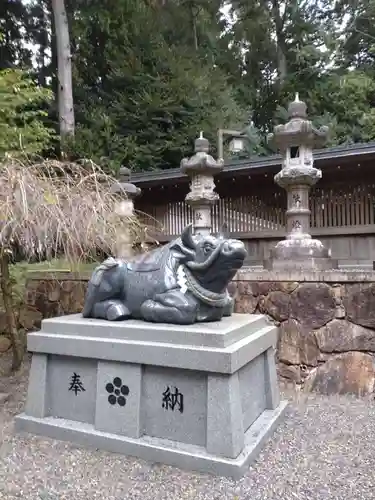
(203, 245), (212, 254)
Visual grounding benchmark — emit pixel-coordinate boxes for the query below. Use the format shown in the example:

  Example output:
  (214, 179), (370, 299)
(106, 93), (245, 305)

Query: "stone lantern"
(180, 133), (224, 236)
(266, 94), (335, 270)
(111, 166), (141, 258)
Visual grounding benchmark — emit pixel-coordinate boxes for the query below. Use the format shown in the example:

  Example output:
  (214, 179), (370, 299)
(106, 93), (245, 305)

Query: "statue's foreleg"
(222, 293), (234, 317)
(140, 290), (197, 325)
(92, 300), (131, 321)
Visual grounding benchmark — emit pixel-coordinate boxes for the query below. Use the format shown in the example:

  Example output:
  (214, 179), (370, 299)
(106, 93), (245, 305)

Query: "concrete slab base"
(15, 400), (287, 479)
(15, 313), (286, 478)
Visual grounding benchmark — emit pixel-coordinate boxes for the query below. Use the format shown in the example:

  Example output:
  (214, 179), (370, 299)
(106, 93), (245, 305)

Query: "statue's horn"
(219, 222), (228, 239)
(181, 223), (196, 249)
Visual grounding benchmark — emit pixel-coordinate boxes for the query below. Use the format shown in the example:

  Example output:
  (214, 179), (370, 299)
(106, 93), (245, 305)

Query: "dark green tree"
(0, 0), (32, 69)
(226, 0), (338, 135)
(335, 0), (375, 72)
(65, 0), (245, 171)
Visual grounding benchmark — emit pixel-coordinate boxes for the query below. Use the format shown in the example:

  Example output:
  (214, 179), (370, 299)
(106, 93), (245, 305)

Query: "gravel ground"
(0, 354), (374, 500)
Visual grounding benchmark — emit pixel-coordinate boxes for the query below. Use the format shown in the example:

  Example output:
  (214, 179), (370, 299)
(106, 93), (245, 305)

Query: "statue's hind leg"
(92, 300), (131, 321)
(83, 262), (130, 320)
(140, 290), (197, 324)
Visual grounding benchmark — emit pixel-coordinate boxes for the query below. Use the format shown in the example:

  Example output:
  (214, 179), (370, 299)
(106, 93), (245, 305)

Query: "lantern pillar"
(180, 133), (224, 236)
(111, 166), (141, 259)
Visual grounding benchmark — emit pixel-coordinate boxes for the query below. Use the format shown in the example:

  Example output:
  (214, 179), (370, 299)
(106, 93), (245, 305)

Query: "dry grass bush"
(0, 158), (143, 260)
(0, 157), (154, 370)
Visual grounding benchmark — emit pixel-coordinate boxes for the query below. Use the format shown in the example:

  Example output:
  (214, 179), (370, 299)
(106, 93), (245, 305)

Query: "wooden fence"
(310, 183), (375, 229)
(138, 181), (375, 239)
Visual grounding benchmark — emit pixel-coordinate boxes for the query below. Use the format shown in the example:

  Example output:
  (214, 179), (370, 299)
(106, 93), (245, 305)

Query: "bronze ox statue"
(82, 224), (247, 324)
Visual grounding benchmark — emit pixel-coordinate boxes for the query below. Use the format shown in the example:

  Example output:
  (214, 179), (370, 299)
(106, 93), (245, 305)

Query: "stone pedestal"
(15, 313), (286, 478)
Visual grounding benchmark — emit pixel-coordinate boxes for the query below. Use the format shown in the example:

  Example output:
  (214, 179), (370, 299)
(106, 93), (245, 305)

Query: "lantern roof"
(111, 166), (142, 198)
(268, 94), (329, 151)
(180, 132), (224, 176)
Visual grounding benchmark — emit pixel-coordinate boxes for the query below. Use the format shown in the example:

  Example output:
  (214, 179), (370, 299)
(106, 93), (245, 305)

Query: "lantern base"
(265, 237), (337, 271)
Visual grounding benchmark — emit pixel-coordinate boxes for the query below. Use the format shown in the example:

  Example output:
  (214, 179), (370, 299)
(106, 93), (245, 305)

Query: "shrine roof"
(131, 141), (375, 188)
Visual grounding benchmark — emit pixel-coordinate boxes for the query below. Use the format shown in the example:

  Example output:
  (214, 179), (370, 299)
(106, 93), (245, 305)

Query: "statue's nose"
(222, 240), (246, 255)
(231, 240), (246, 252)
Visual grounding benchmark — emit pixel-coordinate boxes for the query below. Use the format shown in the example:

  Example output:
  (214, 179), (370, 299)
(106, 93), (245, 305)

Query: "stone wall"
(0, 272), (90, 354)
(24, 271), (90, 326)
(22, 268), (375, 396)
(231, 269), (375, 396)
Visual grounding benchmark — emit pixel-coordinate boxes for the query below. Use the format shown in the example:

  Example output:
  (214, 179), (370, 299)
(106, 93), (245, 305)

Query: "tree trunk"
(37, 0), (49, 87)
(276, 43), (287, 84)
(191, 3), (198, 51)
(271, 0), (288, 85)
(51, 0), (75, 145)
(50, 2), (58, 100)
(0, 251), (23, 371)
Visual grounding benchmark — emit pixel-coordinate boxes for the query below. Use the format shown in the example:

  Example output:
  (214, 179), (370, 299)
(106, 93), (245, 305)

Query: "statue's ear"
(181, 224), (196, 249)
(170, 249), (187, 261)
(170, 242), (195, 262)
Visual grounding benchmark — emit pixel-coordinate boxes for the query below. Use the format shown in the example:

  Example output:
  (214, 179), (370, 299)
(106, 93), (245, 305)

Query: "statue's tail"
(82, 258), (120, 317)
